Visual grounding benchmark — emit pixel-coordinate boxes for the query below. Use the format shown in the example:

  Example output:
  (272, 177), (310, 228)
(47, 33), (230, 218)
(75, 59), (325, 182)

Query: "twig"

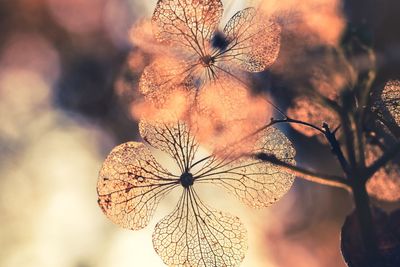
(256, 153), (350, 190)
(250, 117), (325, 138)
(340, 111), (357, 169)
(322, 123), (351, 175)
(373, 110), (400, 139)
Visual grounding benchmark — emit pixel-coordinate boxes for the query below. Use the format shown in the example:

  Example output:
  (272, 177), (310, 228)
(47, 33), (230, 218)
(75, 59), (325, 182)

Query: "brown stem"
(322, 123), (351, 175)
(351, 177), (380, 266)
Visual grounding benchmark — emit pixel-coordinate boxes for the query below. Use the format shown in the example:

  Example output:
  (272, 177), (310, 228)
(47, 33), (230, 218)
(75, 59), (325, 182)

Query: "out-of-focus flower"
(46, 0), (105, 34)
(133, 74), (272, 152)
(286, 50), (354, 138)
(192, 76), (271, 152)
(97, 120), (295, 266)
(287, 96), (339, 137)
(134, 0), (281, 102)
(365, 143), (400, 202)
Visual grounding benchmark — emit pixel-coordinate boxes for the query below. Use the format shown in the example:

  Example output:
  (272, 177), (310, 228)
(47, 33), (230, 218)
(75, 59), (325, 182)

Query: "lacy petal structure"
(138, 0), (281, 100)
(97, 120), (295, 266)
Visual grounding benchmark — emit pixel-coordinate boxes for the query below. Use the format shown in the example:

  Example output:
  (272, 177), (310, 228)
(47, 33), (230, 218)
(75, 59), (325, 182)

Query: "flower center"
(180, 172), (194, 188)
(200, 55), (214, 67)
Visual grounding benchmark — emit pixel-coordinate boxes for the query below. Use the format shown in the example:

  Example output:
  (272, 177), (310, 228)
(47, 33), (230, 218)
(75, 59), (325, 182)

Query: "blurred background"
(0, 0), (399, 266)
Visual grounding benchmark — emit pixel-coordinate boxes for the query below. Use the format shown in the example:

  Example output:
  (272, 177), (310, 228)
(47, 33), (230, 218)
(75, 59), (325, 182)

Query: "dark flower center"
(211, 31), (229, 51)
(200, 55), (214, 67)
(180, 172), (194, 188)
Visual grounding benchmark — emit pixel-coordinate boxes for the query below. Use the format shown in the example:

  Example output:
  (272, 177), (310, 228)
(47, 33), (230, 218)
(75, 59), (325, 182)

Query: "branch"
(373, 110), (400, 139)
(248, 118), (352, 179)
(365, 142), (400, 179)
(256, 153), (351, 190)
(322, 123), (351, 175)
(250, 117), (325, 138)
(340, 110), (357, 168)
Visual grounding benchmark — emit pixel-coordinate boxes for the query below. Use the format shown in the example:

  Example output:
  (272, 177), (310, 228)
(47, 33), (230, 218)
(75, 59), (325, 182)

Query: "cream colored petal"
(221, 8), (281, 72)
(139, 120), (199, 173)
(152, 0), (223, 56)
(152, 188), (247, 267)
(97, 142), (179, 230)
(194, 127), (296, 208)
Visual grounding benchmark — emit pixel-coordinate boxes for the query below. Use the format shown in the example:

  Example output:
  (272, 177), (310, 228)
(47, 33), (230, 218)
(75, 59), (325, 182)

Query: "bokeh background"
(0, 0), (399, 266)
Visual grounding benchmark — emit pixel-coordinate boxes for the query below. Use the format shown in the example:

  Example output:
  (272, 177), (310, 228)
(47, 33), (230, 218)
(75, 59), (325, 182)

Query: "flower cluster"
(98, 0), (296, 266)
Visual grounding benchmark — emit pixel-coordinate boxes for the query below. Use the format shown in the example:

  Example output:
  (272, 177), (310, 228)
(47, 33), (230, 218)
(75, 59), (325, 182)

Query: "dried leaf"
(222, 8), (281, 72)
(97, 142), (179, 230)
(152, 188), (247, 267)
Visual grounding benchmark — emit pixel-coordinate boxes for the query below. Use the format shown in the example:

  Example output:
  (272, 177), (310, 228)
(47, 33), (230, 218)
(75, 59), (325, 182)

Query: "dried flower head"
(97, 120), (295, 266)
(378, 80), (400, 126)
(136, 0), (281, 102)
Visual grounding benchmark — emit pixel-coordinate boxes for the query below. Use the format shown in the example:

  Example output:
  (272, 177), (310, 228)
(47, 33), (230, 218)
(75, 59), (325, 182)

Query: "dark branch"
(322, 123), (351, 175)
(256, 153), (350, 190)
(248, 117), (325, 139)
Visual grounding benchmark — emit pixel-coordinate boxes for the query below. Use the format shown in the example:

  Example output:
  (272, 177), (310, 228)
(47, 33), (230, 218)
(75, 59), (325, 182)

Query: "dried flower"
(97, 120), (295, 266)
(378, 80), (400, 126)
(137, 0), (281, 101)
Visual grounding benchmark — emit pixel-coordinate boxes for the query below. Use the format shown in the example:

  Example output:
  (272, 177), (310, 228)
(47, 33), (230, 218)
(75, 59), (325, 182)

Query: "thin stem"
(248, 116), (325, 140)
(258, 118), (351, 177)
(372, 110), (400, 139)
(322, 123), (351, 175)
(256, 153), (350, 190)
(341, 111), (357, 169)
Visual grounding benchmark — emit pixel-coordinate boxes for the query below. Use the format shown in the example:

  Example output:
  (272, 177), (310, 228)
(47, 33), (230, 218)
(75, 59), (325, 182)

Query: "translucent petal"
(152, 188), (247, 267)
(194, 127), (296, 208)
(365, 144), (400, 202)
(97, 142), (179, 230)
(139, 120), (199, 173)
(192, 75), (270, 151)
(221, 8), (281, 72)
(152, 0), (223, 56)
(380, 80), (400, 126)
(138, 57), (195, 107)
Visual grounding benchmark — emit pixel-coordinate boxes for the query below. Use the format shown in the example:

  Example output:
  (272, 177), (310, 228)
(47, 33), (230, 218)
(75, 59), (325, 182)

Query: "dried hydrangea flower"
(378, 80), (400, 126)
(97, 120), (295, 266)
(138, 0), (281, 100)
